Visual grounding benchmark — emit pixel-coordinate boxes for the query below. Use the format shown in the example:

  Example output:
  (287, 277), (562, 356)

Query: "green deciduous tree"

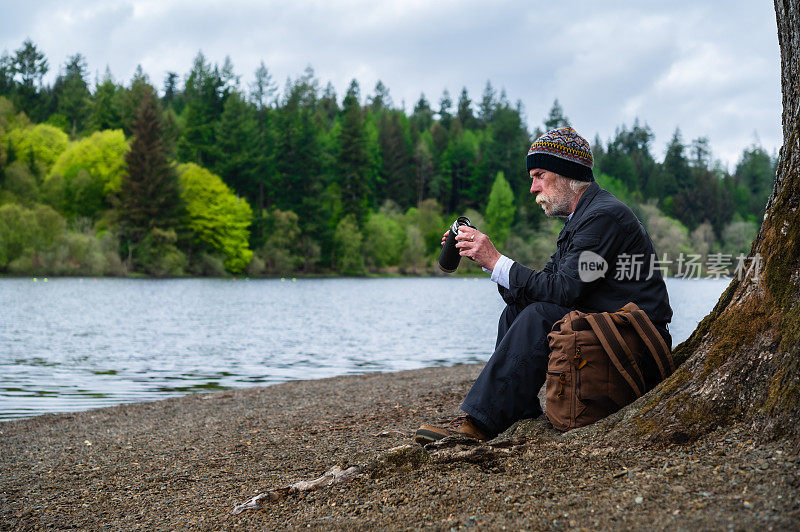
(178, 162), (253, 272)
(638, 203), (692, 275)
(134, 227), (186, 277)
(0, 203), (66, 270)
(484, 171), (515, 247)
(333, 213), (365, 274)
(2, 161), (39, 204)
(0, 203), (34, 267)
(405, 198), (445, 256)
(252, 208), (301, 275)
(363, 211), (405, 269)
(48, 129), (129, 218)
(7, 123), (69, 172)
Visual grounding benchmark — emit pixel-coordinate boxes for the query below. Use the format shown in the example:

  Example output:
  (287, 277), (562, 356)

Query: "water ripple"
(0, 277), (726, 420)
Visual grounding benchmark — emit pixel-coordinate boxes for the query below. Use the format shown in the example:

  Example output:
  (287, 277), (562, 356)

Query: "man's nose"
(530, 180), (541, 194)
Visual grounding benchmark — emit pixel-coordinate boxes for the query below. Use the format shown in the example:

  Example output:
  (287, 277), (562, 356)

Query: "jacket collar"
(564, 181), (600, 230)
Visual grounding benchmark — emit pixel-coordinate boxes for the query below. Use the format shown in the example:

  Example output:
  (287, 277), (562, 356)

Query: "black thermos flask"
(438, 216), (475, 273)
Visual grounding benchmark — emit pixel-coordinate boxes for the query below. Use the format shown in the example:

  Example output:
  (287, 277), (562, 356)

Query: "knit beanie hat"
(526, 126), (594, 182)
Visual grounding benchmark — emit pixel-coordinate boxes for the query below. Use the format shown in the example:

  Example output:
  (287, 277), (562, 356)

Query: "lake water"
(0, 277), (727, 420)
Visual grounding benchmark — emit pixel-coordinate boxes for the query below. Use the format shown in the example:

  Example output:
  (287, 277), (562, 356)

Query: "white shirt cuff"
(484, 254), (514, 289)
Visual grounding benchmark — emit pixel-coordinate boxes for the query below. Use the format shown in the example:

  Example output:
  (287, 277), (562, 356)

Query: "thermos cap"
(451, 216), (473, 234)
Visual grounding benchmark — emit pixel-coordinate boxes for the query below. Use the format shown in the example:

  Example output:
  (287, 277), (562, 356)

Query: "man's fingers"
(455, 229), (478, 241)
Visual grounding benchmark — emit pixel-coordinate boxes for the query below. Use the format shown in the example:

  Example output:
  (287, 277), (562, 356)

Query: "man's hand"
(454, 227), (501, 271)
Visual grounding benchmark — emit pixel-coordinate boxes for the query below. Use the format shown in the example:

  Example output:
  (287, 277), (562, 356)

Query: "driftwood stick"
(232, 439), (525, 515)
(231, 465), (362, 515)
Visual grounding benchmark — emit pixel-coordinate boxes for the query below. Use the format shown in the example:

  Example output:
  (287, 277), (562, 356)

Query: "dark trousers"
(461, 301), (571, 436)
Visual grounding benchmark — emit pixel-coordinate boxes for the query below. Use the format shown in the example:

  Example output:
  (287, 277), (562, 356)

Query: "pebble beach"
(1, 363), (798, 530)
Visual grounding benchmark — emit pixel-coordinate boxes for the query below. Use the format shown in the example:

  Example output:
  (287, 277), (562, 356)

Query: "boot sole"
(414, 428), (446, 444)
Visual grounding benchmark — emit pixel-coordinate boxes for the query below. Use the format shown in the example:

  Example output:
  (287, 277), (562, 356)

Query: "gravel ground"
(1, 363), (798, 530)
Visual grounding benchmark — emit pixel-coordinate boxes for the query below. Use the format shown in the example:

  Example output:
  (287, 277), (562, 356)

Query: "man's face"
(529, 169), (575, 217)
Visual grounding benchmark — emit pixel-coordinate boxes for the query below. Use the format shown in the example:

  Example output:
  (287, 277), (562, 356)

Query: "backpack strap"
(584, 312), (646, 397)
(627, 309), (676, 379)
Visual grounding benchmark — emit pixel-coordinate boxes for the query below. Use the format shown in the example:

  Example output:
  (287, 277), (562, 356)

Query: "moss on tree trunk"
(576, 0), (800, 448)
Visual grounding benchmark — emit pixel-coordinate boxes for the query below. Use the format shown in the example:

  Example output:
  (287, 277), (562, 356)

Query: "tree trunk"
(590, 0), (800, 447)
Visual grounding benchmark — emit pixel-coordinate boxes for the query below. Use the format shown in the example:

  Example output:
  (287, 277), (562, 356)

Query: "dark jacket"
(499, 182), (673, 345)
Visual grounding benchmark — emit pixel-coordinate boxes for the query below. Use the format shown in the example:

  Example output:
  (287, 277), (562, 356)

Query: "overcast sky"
(1, 0), (782, 168)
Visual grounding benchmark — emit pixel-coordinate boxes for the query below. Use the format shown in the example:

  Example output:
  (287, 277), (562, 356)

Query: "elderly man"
(415, 127), (672, 443)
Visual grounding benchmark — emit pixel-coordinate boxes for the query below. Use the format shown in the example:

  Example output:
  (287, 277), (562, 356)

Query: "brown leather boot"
(414, 416), (489, 444)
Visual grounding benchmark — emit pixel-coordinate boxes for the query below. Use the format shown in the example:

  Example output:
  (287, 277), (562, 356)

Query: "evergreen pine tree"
(214, 91), (258, 202)
(118, 66), (156, 135)
(54, 54), (90, 136)
(250, 61), (276, 110)
(734, 142), (775, 218)
(118, 90), (183, 254)
(12, 39), (48, 89)
(456, 87), (474, 128)
(163, 72), (179, 107)
(11, 39), (49, 121)
(410, 93), (433, 133)
(378, 112), (414, 208)
(478, 80), (496, 125)
(438, 89), (453, 129)
(337, 80), (371, 224)
(178, 52), (223, 166)
(370, 80), (392, 111)
(89, 68), (121, 131)
(317, 81), (339, 126)
(543, 99), (569, 130)
(663, 128), (692, 192)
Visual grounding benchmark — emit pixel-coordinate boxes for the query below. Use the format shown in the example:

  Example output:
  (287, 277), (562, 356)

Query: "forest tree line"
(0, 39), (776, 276)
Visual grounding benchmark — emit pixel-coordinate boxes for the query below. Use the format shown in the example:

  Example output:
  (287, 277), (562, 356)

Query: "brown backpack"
(545, 302), (675, 431)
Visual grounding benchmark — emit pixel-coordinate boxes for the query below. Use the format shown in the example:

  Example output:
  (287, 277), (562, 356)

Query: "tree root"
(231, 465), (362, 515)
(231, 437), (525, 515)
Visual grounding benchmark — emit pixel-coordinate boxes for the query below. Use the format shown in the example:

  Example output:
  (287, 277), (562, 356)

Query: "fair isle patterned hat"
(526, 127), (594, 182)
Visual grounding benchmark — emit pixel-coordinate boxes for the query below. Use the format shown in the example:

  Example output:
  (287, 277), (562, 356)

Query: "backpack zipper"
(574, 345), (582, 401)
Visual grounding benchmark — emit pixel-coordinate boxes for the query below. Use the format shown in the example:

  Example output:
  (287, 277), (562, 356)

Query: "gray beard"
(538, 198), (573, 218)
(535, 178), (577, 218)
